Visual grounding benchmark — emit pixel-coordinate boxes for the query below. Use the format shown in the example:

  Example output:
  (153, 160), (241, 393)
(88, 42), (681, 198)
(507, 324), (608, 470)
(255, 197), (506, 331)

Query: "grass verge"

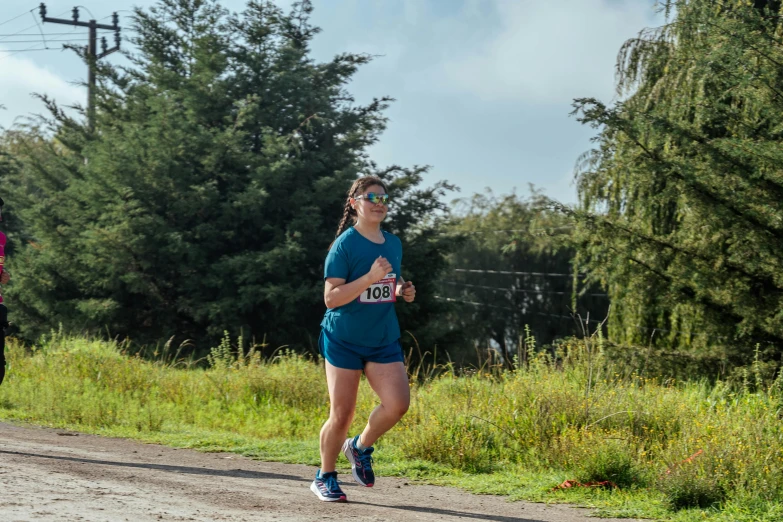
(1, 332), (782, 521)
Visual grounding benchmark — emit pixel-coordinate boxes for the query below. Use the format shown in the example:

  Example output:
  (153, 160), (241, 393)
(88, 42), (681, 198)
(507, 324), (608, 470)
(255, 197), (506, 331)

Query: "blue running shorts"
(319, 329), (404, 370)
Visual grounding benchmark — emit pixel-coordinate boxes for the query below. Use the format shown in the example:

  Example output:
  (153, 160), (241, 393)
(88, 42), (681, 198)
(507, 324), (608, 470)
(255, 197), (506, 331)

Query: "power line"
(0, 30), (115, 35)
(0, 42), (55, 54)
(0, 47), (52, 54)
(75, 5), (96, 20)
(0, 38), (90, 43)
(0, 31), (96, 37)
(0, 44), (64, 62)
(0, 8), (33, 29)
(37, 4), (123, 131)
(0, 20), (42, 42)
(31, 10), (48, 49)
(0, 8), (70, 43)
(0, 49), (51, 65)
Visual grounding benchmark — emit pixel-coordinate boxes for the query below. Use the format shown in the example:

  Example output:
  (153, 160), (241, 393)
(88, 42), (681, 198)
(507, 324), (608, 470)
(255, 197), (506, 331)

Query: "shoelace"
(357, 449), (374, 471)
(323, 474), (341, 493)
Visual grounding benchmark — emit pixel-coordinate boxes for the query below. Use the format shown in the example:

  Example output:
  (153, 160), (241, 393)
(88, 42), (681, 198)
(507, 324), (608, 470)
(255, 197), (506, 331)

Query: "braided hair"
(333, 175), (388, 239)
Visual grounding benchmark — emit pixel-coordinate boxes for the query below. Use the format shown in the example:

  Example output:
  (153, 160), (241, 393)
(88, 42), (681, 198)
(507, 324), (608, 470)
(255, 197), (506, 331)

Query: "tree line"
(1, 0), (780, 373)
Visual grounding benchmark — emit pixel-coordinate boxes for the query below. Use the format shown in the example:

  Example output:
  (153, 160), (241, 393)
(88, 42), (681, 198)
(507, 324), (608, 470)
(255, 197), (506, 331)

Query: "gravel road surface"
(0, 422), (640, 521)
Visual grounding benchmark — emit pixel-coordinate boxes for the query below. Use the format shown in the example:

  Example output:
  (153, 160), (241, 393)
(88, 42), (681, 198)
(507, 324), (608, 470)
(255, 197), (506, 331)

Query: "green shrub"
(399, 414), (498, 473)
(572, 437), (643, 488)
(660, 465), (727, 510)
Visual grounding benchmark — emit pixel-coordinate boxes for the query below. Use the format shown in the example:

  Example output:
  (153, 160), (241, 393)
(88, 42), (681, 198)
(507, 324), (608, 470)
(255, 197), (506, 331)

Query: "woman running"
(311, 176), (416, 502)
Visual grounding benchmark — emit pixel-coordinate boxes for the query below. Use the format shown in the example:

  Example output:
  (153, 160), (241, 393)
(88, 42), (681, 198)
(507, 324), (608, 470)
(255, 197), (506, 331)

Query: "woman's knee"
(385, 397), (410, 419)
(329, 407), (355, 430)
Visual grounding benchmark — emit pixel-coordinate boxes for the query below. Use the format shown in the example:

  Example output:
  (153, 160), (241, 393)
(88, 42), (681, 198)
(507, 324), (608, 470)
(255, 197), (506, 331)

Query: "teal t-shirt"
(321, 227), (402, 347)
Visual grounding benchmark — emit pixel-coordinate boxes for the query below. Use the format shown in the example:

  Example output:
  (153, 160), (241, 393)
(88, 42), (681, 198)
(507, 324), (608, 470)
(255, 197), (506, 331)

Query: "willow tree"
(570, 0), (783, 364)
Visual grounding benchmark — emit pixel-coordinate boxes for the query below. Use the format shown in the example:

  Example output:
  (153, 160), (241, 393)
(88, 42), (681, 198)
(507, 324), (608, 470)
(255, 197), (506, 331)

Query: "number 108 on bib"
(359, 273), (397, 304)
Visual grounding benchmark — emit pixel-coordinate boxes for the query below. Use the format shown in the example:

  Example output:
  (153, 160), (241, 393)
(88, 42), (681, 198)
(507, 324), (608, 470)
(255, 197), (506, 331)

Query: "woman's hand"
(397, 280), (416, 302)
(367, 256), (392, 283)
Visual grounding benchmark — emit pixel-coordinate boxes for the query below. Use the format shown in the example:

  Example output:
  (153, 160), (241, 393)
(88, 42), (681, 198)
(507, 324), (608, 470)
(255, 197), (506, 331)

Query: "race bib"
(359, 273), (397, 304)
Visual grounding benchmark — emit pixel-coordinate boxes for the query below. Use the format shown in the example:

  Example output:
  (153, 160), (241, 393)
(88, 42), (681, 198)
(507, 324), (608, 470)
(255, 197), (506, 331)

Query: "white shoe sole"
(310, 481), (346, 502)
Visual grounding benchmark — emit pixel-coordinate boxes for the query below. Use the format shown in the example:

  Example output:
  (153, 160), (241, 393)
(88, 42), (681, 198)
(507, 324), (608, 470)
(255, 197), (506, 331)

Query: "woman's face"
(351, 184), (388, 225)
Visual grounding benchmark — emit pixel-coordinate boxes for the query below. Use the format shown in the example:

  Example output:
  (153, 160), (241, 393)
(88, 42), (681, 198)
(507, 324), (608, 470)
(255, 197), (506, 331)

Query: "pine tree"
(1, 0), (455, 352)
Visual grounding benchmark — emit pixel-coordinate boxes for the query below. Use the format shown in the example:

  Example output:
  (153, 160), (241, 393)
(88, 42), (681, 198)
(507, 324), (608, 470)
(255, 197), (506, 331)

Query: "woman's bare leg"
(319, 361), (362, 472)
(358, 361), (410, 447)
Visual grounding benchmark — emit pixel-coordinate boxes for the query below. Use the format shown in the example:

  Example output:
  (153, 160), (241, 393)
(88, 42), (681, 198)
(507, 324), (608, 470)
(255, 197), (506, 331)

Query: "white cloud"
(429, 0), (653, 104)
(0, 49), (84, 129)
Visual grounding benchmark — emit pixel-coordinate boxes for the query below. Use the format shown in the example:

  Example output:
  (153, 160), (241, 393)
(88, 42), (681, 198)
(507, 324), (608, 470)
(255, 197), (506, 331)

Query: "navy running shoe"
(310, 470), (347, 502)
(342, 435), (375, 487)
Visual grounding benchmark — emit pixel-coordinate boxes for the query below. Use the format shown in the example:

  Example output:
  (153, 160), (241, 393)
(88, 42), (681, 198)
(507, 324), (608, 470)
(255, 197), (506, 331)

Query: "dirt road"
(0, 422), (639, 521)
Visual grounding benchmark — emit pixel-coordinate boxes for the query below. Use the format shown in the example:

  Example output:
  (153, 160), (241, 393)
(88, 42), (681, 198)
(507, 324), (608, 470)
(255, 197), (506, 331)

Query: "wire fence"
(435, 293), (778, 345)
(441, 280), (608, 297)
(453, 268), (586, 278)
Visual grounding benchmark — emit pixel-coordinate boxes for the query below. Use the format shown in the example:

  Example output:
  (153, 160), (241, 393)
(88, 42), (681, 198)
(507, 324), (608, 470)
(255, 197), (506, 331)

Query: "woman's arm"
(324, 274), (373, 309)
(324, 256), (392, 309)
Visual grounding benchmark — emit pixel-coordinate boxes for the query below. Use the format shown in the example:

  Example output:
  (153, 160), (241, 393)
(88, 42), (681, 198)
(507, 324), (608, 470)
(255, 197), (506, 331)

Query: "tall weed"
(1, 331), (782, 519)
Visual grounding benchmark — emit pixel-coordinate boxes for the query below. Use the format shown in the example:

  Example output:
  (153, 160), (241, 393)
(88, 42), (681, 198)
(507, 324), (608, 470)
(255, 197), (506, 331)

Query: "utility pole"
(38, 3), (121, 131)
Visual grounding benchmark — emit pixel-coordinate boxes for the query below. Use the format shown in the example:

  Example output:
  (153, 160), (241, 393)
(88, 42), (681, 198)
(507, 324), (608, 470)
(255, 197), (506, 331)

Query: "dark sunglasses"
(355, 193), (390, 205)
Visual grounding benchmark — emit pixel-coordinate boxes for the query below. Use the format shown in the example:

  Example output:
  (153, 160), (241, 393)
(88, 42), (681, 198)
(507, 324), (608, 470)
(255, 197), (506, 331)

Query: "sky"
(0, 0), (664, 204)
